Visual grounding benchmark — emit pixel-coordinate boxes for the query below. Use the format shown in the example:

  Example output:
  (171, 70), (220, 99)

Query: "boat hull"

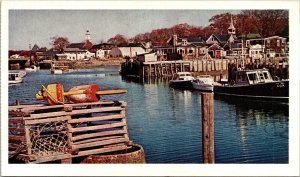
(214, 80), (289, 102)
(169, 80), (193, 89)
(192, 82), (213, 92)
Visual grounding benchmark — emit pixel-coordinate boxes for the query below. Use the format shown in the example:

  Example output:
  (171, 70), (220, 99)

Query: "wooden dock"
(8, 101), (136, 164)
(142, 60), (191, 77)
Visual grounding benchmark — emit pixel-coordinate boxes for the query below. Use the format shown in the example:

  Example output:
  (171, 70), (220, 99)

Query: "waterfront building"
(137, 52), (158, 62)
(64, 48), (95, 60)
(110, 43), (146, 58)
(90, 43), (114, 59)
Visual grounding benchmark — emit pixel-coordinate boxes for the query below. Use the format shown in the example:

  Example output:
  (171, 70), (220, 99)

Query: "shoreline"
(73, 58), (125, 69)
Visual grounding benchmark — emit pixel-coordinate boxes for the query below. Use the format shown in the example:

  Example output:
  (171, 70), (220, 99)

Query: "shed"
(137, 52), (157, 63)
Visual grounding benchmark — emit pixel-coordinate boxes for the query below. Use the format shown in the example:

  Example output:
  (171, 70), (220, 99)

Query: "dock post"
(16, 99), (20, 106)
(201, 92), (215, 163)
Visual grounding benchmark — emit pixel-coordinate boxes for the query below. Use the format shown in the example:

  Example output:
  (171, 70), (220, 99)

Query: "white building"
(64, 48), (95, 60)
(110, 47), (146, 58)
(249, 44), (264, 60)
(137, 52), (157, 62)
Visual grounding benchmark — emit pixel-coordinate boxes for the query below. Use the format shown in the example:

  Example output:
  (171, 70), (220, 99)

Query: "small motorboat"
(192, 75), (214, 92)
(169, 72), (195, 89)
(9, 72), (23, 84)
(25, 65), (39, 72)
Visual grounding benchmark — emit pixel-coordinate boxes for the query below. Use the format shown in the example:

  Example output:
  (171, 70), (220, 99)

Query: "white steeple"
(85, 28), (91, 41)
(228, 16), (236, 35)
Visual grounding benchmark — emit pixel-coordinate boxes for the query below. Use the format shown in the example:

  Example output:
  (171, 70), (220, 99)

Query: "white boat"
(169, 72), (195, 89)
(192, 75), (214, 92)
(9, 73), (23, 84)
(25, 65), (39, 72)
(9, 70), (27, 78)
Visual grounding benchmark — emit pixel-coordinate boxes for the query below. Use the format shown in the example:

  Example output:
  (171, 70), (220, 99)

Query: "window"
(189, 49), (193, 54)
(182, 40), (187, 46)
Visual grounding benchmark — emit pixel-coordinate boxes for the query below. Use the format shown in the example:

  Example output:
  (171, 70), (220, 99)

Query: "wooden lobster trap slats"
(9, 101), (130, 163)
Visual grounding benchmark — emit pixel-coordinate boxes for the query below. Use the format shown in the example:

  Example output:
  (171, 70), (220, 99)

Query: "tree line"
(108, 10), (288, 46)
(26, 10), (290, 53)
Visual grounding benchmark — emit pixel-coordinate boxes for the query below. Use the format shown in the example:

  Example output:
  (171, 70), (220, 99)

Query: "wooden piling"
(201, 92), (215, 163)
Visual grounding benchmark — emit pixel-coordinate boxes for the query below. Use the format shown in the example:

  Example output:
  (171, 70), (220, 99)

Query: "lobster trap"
(9, 101), (131, 163)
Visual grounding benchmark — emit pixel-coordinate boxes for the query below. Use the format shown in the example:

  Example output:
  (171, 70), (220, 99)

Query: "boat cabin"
(172, 72), (194, 81)
(233, 69), (273, 85)
(9, 73), (20, 81)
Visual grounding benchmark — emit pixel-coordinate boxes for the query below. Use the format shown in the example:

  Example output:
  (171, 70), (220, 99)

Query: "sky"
(9, 10), (240, 50)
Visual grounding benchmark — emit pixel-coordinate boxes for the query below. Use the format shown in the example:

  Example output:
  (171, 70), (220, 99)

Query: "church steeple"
(85, 28), (91, 42)
(228, 16), (236, 35)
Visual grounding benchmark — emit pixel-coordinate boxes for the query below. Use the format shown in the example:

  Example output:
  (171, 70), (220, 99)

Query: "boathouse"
(137, 52), (158, 62)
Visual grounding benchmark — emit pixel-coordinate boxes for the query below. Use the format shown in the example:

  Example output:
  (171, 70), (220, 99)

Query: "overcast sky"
(9, 10), (240, 50)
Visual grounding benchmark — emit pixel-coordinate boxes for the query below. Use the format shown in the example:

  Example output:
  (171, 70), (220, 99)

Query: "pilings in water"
(191, 59), (228, 73)
(201, 92), (215, 163)
(142, 60), (191, 78)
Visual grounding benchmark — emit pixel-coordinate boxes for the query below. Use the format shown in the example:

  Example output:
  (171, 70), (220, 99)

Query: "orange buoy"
(67, 84), (100, 103)
(36, 83), (127, 105)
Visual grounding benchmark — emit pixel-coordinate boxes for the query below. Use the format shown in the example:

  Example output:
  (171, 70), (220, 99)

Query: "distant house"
(67, 42), (86, 49)
(90, 43), (114, 59)
(110, 43), (146, 58)
(42, 48), (60, 60)
(64, 48), (95, 60)
(152, 44), (174, 60)
(249, 44), (264, 60)
(137, 52), (157, 63)
(166, 34), (207, 58)
(207, 43), (224, 59)
(263, 36), (287, 57)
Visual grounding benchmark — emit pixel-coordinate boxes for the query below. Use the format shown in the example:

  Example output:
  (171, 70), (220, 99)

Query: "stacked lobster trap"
(9, 101), (133, 163)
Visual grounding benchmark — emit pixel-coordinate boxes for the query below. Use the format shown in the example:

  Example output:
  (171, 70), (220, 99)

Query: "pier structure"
(142, 60), (191, 77)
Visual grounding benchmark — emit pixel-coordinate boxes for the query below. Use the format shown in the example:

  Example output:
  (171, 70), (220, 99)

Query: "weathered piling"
(201, 92), (215, 163)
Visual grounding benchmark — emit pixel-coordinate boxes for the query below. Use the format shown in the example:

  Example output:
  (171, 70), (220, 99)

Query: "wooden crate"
(9, 101), (131, 163)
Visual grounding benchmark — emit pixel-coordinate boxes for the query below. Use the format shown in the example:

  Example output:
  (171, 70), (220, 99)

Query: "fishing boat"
(192, 75), (214, 92)
(169, 72), (194, 89)
(25, 65), (39, 72)
(214, 68), (289, 102)
(9, 72), (23, 84)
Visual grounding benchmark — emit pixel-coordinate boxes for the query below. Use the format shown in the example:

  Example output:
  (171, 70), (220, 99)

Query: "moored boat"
(192, 75), (214, 92)
(169, 72), (194, 89)
(214, 68), (289, 102)
(25, 65), (39, 72)
(9, 72), (23, 84)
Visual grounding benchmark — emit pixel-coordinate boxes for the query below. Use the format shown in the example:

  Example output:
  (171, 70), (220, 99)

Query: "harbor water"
(8, 67), (289, 163)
